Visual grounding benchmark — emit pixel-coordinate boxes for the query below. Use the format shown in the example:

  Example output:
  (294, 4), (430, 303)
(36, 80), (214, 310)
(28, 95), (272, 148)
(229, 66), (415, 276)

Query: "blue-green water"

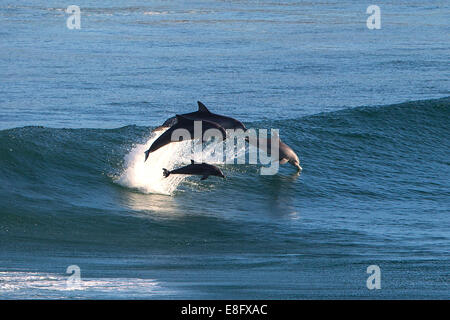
(0, 1), (449, 299)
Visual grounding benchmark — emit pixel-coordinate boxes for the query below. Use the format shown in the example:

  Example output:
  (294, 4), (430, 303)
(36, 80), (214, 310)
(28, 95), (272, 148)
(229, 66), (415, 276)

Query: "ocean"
(0, 1), (449, 299)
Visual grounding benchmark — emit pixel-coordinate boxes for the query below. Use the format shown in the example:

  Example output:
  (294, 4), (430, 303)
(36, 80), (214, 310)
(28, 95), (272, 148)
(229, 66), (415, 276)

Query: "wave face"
(0, 97), (449, 299)
(2, 97), (447, 197)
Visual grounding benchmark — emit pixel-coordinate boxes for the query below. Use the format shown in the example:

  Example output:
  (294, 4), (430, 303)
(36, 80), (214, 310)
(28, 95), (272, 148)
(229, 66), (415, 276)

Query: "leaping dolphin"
(246, 135), (302, 171)
(163, 160), (225, 180)
(156, 101), (246, 131)
(144, 115), (226, 161)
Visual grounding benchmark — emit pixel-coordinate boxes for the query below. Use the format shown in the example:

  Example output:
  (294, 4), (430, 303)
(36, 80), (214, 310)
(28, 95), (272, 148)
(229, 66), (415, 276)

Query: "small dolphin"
(157, 101), (247, 131)
(163, 160), (226, 180)
(144, 115), (226, 161)
(246, 135), (302, 171)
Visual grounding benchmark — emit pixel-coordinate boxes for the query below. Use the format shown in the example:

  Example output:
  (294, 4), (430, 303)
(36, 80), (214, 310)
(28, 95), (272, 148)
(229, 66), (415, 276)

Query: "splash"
(116, 129), (190, 195)
(115, 128), (249, 195)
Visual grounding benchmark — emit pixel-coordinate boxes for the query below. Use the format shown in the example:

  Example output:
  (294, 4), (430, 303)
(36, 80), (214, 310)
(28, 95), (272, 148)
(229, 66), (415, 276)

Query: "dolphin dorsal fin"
(190, 159), (195, 164)
(176, 114), (191, 123)
(197, 101), (211, 113)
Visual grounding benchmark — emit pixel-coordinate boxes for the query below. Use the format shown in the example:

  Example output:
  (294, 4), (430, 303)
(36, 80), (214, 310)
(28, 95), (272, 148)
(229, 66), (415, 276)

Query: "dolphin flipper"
(200, 175), (209, 180)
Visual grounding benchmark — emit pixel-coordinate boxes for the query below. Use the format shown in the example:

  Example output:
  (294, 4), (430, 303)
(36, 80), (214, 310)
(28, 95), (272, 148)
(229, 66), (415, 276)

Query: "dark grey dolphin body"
(158, 101), (246, 131)
(163, 160), (225, 180)
(145, 115), (226, 161)
(246, 136), (302, 171)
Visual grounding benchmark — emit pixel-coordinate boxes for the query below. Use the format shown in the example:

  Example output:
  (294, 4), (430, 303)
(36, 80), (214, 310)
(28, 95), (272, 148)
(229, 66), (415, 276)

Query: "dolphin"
(156, 101), (247, 131)
(144, 115), (226, 161)
(163, 160), (225, 180)
(246, 135), (302, 171)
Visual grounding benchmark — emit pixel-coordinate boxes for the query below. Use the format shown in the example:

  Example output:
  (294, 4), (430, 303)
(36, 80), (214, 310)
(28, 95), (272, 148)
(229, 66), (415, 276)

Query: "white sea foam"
(116, 129), (190, 195)
(115, 128), (248, 195)
(0, 271), (170, 298)
(143, 11), (169, 15)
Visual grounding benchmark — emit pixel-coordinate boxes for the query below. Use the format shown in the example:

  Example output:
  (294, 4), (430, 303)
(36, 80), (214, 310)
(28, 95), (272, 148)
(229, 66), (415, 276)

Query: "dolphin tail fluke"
(162, 168), (170, 178)
(144, 149), (151, 162)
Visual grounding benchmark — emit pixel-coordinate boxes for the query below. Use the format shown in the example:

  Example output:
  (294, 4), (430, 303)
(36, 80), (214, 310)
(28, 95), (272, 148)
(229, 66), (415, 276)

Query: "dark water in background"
(0, 1), (449, 298)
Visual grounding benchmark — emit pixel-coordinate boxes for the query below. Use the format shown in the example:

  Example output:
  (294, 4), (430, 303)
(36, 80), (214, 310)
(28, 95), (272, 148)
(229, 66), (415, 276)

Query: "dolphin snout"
(289, 160), (302, 171)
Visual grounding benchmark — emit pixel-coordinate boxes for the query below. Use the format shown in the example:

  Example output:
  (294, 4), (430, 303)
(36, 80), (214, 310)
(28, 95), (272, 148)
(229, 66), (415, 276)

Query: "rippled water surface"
(0, 1), (449, 299)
